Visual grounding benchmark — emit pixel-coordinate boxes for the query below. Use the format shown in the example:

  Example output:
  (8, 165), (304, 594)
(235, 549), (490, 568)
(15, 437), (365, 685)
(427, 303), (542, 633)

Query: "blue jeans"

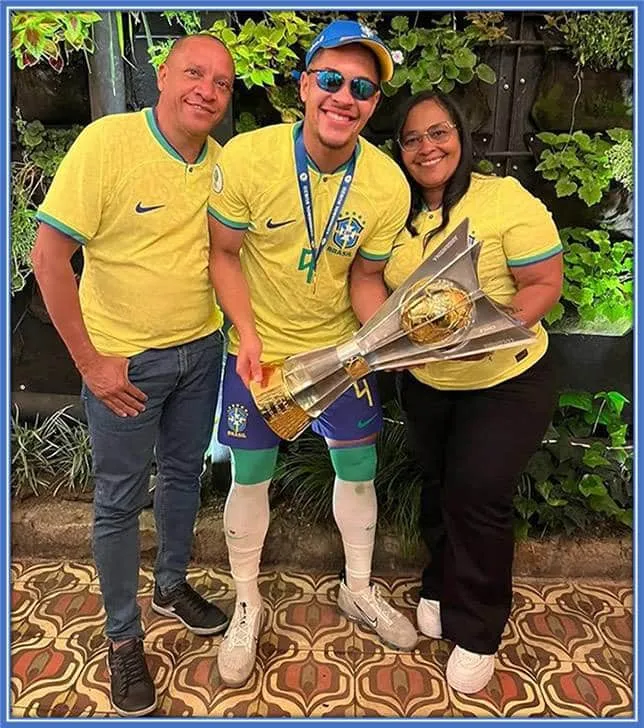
(82, 331), (224, 642)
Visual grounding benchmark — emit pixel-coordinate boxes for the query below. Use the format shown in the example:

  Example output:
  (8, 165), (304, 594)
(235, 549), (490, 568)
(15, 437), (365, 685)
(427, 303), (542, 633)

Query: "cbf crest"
(329, 213), (365, 257)
(226, 403), (248, 438)
(212, 164), (224, 194)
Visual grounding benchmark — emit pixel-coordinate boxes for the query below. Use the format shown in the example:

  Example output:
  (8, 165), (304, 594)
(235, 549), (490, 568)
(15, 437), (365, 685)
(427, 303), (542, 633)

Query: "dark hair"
(392, 90), (473, 243)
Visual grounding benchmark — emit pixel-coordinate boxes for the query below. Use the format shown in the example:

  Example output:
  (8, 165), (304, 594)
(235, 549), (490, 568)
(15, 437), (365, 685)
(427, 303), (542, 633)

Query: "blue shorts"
(218, 354), (383, 448)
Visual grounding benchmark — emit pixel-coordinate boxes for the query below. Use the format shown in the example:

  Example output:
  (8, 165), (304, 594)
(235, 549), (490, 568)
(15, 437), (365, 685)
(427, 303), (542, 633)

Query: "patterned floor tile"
(539, 660), (633, 717)
(511, 601), (607, 662)
(160, 639), (262, 717)
(256, 647), (355, 717)
(10, 561), (634, 719)
(12, 582), (106, 647)
(355, 651), (451, 717)
(11, 559), (98, 586)
(10, 689), (77, 718)
(12, 636), (87, 711)
(271, 590), (354, 654)
(449, 660), (549, 717)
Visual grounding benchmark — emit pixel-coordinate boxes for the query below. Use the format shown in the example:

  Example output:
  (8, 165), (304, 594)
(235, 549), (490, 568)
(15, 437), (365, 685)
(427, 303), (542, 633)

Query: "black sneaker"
(151, 581), (229, 635)
(108, 639), (156, 717)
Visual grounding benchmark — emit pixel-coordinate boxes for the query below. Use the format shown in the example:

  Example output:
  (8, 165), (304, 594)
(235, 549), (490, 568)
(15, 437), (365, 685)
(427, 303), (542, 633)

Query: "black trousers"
(396, 351), (557, 654)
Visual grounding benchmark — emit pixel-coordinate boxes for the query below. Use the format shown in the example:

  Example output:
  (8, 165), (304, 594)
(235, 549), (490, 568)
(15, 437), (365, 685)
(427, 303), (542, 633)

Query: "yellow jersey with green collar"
(208, 122), (410, 362)
(385, 173), (562, 390)
(37, 108), (223, 357)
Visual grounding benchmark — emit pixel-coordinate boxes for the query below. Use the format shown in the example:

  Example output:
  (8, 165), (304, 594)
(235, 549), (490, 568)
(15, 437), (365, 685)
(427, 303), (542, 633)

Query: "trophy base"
(250, 363), (313, 441)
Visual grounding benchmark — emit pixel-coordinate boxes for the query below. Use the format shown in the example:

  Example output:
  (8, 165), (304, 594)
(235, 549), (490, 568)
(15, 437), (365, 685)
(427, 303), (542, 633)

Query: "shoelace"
(113, 642), (148, 690)
(362, 585), (398, 624)
(174, 583), (211, 618)
(228, 602), (259, 648)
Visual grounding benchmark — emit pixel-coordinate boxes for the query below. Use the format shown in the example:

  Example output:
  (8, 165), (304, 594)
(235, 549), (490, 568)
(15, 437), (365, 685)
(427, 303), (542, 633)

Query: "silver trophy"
(250, 218), (536, 440)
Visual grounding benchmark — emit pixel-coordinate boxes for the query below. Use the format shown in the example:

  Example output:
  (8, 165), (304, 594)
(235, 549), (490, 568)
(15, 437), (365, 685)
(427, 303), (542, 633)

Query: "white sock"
(332, 478), (377, 593)
(223, 480), (270, 608)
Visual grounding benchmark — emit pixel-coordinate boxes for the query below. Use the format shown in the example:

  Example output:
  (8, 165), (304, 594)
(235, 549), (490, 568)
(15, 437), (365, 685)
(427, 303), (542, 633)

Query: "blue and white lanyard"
(294, 130), (356, 275)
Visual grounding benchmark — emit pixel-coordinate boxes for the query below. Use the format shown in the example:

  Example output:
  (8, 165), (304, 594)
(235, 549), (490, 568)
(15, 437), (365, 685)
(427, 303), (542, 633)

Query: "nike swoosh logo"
(357, 414), (378, 429)
(135, 202), (165, 214)
(266, 218), (296, 229)
(355, 603), (378, 629)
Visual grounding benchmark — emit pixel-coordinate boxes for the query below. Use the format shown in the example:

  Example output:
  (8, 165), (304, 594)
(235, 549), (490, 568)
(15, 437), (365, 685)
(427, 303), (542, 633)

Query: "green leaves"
(453, 46), (476, 68)
(11, 11), (101, 72)
(554, 176), (577, 197)
(385, 11), (499, 94)
(475, 63), (496, 84)
(555, 227), (633, 333)
(546, 11), (633, 72)
(536, 128), (631, 208)
(514, 387), (632, 539)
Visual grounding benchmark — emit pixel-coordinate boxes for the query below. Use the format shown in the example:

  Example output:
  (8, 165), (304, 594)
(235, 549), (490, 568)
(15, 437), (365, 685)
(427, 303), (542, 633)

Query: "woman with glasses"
(384, 90), (564, 694)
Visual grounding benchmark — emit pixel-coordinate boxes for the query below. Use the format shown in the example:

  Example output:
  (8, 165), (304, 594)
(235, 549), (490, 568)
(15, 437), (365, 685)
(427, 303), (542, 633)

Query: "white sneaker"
(417, 598), (442, 638)
(446, 645), (495, 694)
(217, 601), (264, 687)
(337, 581), (418, 651)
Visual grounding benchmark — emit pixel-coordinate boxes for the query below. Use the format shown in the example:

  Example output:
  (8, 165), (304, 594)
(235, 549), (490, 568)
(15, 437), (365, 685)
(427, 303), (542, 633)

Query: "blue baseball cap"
(305, 19), (394, 83)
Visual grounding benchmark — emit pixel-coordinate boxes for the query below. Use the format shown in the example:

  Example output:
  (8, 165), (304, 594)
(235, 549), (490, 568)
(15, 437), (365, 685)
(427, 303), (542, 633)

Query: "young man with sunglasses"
(208, 19), (415, 687)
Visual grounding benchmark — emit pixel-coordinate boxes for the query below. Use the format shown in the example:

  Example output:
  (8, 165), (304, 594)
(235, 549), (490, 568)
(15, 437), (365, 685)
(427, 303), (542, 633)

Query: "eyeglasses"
(398, 122), (457, 152)
(307, 68), (379, 101)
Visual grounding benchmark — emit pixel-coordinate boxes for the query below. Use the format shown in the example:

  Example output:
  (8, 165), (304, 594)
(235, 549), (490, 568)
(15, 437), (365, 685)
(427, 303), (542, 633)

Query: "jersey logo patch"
(266, 218), (296, 229)
(226, 404), (248, 438)
(330, 214), (364, 256)
(212, 164), (224, 194)
(135, 202), (165, 214)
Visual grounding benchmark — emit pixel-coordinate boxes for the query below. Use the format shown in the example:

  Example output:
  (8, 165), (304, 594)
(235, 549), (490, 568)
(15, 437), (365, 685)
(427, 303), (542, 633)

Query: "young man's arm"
(349, 255), (389, 325)
(208, 216), (262, 388)
(31, 225), (147, 417)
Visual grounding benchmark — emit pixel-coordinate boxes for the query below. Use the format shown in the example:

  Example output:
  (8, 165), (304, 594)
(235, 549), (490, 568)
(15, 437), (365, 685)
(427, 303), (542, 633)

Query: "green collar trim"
(144, 107), (208, 164)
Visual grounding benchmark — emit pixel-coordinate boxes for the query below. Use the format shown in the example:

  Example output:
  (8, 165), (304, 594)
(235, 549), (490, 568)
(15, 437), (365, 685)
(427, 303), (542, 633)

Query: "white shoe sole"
(151, 601), (229, 636)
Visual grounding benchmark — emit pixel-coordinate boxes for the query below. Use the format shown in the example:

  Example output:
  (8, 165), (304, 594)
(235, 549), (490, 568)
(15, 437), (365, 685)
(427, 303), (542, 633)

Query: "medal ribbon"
(294, 129), (356, 277)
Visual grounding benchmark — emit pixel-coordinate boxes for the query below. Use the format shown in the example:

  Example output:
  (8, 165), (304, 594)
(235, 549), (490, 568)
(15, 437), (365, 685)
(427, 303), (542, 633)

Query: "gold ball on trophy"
(400, 277), (474, 345)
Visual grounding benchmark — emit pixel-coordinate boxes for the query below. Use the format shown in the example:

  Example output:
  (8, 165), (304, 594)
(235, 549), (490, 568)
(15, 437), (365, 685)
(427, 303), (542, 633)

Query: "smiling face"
(399, 98), (462, 204)
(299, 44), (380, 159)
(156, 35), (234, 142)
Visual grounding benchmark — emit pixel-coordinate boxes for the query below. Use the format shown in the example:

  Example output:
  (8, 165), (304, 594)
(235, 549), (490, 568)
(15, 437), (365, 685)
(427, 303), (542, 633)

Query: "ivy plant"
(11, 163), (39, 295)
(605, 128), (633, 193)
(534, 129), (630, 206)
(543, 11), (633, 72)
(10, 113), (82, 295)
(11, 11), (102, 72)
(546, 227), (632, 332)
(383, 13), (498, 96)
(514, 390), (632, 538)
(16, 115), (83, 179)
(147, 11), (316, 90)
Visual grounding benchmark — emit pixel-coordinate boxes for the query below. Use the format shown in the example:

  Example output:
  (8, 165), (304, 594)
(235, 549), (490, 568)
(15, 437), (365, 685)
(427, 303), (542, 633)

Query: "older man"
(32, 34), (234, 717)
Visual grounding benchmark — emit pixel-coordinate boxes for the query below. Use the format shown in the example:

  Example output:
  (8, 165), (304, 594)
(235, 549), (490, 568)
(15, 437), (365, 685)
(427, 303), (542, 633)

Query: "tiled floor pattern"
(11, 560), (633, 718)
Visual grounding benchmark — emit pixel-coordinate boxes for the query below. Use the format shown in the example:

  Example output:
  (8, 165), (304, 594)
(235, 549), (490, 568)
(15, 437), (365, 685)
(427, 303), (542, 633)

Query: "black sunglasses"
(307, 68), (379, 101)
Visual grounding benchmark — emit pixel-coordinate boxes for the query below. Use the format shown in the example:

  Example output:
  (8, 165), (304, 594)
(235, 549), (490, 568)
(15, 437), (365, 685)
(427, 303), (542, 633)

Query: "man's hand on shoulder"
(79, 354), (148, 417)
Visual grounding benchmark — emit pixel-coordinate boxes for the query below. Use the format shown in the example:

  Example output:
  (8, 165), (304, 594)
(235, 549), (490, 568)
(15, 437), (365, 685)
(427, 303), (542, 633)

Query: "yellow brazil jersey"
(384, 173), (562, 390)
(208, 122), (410, 362)
(37, 108), (224, 357)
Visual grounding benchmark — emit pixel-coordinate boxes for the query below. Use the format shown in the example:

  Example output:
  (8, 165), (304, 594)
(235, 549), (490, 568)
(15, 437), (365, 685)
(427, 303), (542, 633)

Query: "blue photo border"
(1, 2), (640, 726)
